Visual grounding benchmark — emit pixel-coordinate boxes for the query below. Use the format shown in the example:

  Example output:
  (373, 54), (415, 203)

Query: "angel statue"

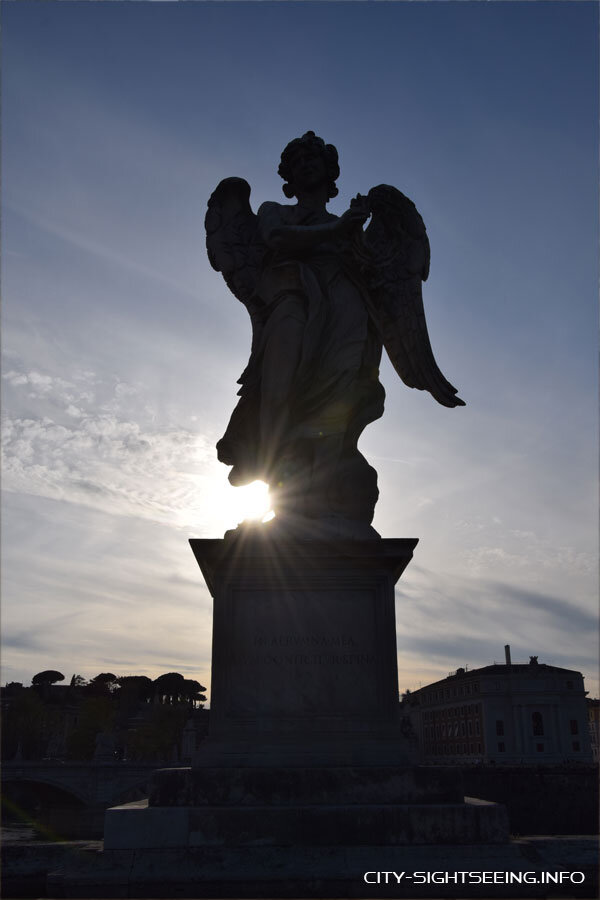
(205, 131), (464, 539)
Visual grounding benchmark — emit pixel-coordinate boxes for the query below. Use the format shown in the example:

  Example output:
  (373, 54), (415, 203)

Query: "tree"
(69, 674), (87, 687)
(32, 670), (65, 686)
(116, 675), (153, 702)
(87, 673), (118, 695)
(92, 672), (118, 685)
(153, 673), (186, 705)
(182, 679), (207, 708)
(114, 676), (153, 733)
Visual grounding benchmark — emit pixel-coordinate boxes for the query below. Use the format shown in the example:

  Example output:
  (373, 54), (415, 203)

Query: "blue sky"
(2, 1), (598, 699)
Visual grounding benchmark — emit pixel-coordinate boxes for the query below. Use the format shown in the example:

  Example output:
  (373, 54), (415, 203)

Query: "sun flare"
(224, 479), (272, 524)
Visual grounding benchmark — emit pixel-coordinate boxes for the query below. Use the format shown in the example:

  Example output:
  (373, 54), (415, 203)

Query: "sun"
(182, 463), (274, 535)
(223, 479), (272, 524)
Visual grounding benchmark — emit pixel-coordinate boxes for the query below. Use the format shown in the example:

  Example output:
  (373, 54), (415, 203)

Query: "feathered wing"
(205, 177), (269, 483)
(357, 184), (465, 408)
(205, 177), (266, 378)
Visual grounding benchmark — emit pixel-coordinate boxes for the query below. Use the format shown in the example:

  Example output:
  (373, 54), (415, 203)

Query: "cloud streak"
(2, 363), (220, 530)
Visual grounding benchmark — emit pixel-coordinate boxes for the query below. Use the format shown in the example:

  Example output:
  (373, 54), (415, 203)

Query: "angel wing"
(205, 178), (267, 383)
(355, 184), (464, 408)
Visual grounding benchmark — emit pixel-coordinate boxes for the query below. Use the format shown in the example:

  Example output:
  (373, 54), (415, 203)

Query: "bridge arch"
(2, 776), (88, 809)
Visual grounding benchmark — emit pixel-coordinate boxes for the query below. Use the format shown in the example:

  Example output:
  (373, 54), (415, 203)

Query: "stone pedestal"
(189, 535), (419, 766)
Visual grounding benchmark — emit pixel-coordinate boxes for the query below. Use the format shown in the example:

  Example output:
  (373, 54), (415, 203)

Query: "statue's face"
(288, 144), (328, 193)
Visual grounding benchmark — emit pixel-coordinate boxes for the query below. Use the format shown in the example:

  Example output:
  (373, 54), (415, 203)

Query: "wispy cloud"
(395, 562), (598, 693)
(2, 362), (220, 530)
(488, 581), (598, 635)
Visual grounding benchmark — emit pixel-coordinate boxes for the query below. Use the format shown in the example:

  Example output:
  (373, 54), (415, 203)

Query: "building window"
(497, 742), (505, 752)
(566, 680), (573, 689)
(463, 743), (467, 754)
(536, 743), (544, 752)
(532, 712), (544, 736)
(460, 722), (466, 736)
(474, 683), (479, 692)
(468, 720), (473, 736)
(477, 742), (482, 753)
(475, 720), (480, 735)
(496, 720), (504, 736)
(570, 719), (579, 735)
(572, 741), (580, 752)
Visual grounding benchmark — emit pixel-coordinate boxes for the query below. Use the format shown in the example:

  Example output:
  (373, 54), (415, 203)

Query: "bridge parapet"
(2, 761), (159, 807)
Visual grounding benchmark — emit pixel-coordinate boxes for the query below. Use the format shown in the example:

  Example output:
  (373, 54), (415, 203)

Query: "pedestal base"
(104, 796), (507, 851)
(103, 765), (506, 850)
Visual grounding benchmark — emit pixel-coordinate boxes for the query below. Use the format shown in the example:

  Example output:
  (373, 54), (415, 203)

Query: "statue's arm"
(257, 201), (365, 252)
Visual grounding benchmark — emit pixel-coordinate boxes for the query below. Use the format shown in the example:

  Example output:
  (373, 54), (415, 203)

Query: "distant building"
(404, 646), (592, 765)
(587, 698), (599, 763)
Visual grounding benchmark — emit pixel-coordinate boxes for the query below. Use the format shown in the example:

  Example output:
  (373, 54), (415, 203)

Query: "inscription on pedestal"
(225, 589), (381, 717)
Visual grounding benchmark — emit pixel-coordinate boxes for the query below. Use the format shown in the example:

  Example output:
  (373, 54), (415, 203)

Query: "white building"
(406, 647), (592, 765)
(587, 698), (599, 763)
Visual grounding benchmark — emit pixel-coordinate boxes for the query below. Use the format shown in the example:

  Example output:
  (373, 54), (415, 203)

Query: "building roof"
(413, 661), (583, 693)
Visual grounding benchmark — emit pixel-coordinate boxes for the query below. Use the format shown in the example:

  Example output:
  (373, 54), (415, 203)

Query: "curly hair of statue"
(278, 131), (340, 200)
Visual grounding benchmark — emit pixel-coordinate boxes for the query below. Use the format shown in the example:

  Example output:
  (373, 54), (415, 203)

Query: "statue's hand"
(349, 193), (371, 217)
(336, 195), (370, 233)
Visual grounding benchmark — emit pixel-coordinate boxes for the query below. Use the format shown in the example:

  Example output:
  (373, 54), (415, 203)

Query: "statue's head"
(278, 131), (340, 200)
